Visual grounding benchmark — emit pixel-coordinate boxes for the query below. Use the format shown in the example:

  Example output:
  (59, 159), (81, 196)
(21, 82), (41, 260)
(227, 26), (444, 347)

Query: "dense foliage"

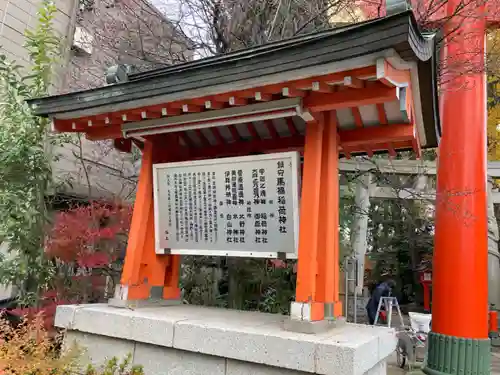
(0, 314), (144, 374)
(0, 0), (60, 305)
(45, 202), (132, 305)
(0, 1), (132, 320)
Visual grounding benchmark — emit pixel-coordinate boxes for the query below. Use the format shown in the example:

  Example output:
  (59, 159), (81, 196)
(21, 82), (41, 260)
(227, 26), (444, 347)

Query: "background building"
(1, 0), (192, 201)
(0, 0), (192, 299)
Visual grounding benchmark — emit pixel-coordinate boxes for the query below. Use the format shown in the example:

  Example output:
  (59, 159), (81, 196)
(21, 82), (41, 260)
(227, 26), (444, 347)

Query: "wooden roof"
(28, 10), (440, 158)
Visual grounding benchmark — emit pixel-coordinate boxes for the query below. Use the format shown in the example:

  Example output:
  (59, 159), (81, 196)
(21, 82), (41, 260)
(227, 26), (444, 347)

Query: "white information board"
(153, 152), (301, 258)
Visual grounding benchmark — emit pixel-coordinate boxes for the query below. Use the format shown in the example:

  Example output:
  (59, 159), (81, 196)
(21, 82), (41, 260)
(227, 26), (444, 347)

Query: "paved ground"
(386, 348), (500, 374)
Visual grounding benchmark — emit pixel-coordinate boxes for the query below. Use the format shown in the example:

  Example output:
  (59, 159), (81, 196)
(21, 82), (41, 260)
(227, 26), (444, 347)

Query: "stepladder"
(374, 296), (405, 328)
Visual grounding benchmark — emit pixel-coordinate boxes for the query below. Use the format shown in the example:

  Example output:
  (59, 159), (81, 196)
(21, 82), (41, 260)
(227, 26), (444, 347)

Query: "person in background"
(366, 279), (396, 325)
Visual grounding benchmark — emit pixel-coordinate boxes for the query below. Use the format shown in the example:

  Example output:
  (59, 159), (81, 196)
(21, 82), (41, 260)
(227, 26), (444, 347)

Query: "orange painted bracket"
(376, 59), (411, 87)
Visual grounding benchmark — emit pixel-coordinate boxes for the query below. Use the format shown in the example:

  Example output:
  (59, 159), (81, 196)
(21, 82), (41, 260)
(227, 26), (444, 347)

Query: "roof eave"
(28, 12), (424, 117)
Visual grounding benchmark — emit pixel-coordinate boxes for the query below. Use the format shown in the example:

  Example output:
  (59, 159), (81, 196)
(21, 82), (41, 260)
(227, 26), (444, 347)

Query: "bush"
(0, 314), (143, 375)
(84, 355), (144, 375)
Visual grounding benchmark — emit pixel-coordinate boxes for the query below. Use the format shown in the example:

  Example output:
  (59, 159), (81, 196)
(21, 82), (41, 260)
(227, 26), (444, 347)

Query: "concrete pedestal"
(56, 304), (397, 375)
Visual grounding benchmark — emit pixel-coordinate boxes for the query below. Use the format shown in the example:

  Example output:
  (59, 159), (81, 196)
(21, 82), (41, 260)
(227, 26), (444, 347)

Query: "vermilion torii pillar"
(424, 0), (490, 373)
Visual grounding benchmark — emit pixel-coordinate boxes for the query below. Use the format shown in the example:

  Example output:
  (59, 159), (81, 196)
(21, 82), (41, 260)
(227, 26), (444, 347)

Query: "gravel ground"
(386, 348), (500, 374)
(386, 352), (408, 375)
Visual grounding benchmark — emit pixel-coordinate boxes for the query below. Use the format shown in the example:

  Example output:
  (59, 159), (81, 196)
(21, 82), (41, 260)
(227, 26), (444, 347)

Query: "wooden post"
(292, 111), (342, 321)
(113, 138), (180, 305)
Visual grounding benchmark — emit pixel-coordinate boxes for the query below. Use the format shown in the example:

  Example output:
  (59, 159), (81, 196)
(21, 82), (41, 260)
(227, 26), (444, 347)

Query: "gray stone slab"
(375, 328), (398, 362)
(55, 304), (79, 329)
(57, 304), (205, 347)
(226, 359), (308, 375)
(108, 298), (182, 309)
(173, 315), (317, 373)
(366, 361), (387, 375)
(283, 318), (340, 334)
(315, 324), (394, 375)
(72, 304), (136, 341)
(57, 304), (397, 375)
(55, 304), (102, 329)
(134, 342), (226, 375)
(63, 331), (134, 368)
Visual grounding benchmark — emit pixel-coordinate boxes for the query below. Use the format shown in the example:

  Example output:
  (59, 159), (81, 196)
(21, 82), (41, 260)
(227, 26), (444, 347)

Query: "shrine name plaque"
(153, 152), (300, 258)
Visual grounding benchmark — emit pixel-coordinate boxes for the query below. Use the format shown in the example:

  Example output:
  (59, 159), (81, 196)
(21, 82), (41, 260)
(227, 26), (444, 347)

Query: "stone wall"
(57, 304), (397, 375)
(65, 330), (388, 375)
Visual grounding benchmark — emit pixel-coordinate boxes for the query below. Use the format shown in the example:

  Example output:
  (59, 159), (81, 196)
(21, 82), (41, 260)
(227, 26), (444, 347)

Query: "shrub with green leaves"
(0, 313), (144, 375)
(0, 0), (61, 305)
(84, 354), (144, 375)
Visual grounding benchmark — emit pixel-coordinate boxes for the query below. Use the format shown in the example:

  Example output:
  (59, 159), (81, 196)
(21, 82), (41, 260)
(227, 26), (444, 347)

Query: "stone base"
(108, 297), (182, 309)
(56, 304), (397, 375)
(283, 316), (346, 334)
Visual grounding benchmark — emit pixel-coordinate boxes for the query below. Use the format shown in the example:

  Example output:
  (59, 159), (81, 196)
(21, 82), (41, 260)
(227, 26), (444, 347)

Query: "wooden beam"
(229, 96), (248, 106)
(181, 133), (197, 148)
(120, 112), (142, 122)
(188, 122), (415, 159)
(412, 131), (422, 159)
(344, 76), (363, 89)
(387, 143), (397, 157)
(205, 100), (224, 110)
(282, 87), (306, 98)
(86, 126), (123, 140)
(311, 81), (334, 93)
(189, 135), (305, 159)
(376, 59), (411, 87)
(304, 83), (399, 112)
(264, 119), (279, 139)
(321, 66), (377, 84)
(228, 125), (241, 142)
(286, 118), (298, 136)
(52, 118), (76, 132)
(342, 149), (352, 159)
(255, 92), (272, 101)
(376, 103), (388, 125)
(351, 107), (364, 128)
(182, 104), (202, 113)
(161, 107), (181, 116)
(339, 123), (415, 148)
(338, 159), (437, 175)
(246, 123), (259, 139)
(209, 127), (225, 145)
(195, 129), (210, 147)
(113, 138), (133, 153)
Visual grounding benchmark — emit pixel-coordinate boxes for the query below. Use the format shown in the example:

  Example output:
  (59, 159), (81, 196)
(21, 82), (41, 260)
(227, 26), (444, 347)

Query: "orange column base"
(292, 111), (342, 322)
(111, 138), (181, 307)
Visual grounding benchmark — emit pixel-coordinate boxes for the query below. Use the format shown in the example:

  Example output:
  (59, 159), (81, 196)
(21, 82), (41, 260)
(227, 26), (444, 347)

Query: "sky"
(150, 0), (208, 59)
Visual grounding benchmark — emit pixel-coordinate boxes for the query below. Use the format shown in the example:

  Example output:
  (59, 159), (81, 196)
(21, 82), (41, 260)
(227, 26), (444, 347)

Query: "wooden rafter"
(376, 103), (388, 125)
(264, 119), (279, 139)
(50, 65), (383, 132)
(351, 107), (364, 128)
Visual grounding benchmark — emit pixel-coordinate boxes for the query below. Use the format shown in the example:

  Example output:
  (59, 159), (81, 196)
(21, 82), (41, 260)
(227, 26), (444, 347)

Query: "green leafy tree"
(0, 0), (61, 305)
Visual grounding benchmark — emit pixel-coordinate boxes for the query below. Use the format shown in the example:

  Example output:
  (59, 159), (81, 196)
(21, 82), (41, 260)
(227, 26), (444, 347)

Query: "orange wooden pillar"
(292, 111), (342, 321)
(423, 0), (490, 372)
(113, 138), (181, 305)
